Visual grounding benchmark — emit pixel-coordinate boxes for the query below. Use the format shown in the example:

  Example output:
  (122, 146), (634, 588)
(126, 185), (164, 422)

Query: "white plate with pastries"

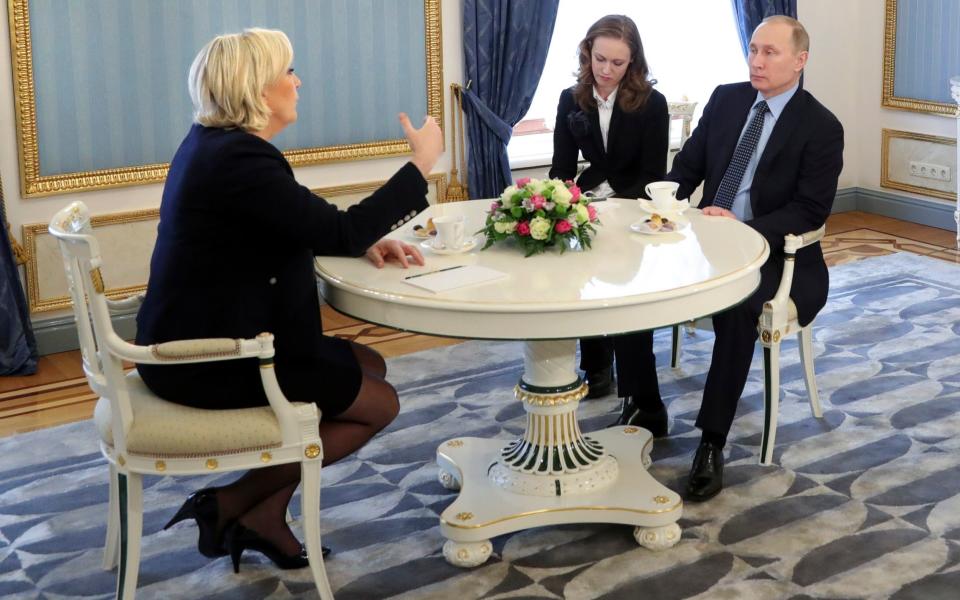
(630, 213), (689, 235)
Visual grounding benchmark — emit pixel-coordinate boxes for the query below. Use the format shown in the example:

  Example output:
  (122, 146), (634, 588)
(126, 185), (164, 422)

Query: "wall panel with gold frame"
(882, 0), (960, 116)
(8, 0), (443, 198)
(21, 174), (446, 313)
(881, 129), (957, 202)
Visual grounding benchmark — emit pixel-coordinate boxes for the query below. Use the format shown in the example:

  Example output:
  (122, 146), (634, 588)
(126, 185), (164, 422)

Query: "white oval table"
(315, 198), (769, 567)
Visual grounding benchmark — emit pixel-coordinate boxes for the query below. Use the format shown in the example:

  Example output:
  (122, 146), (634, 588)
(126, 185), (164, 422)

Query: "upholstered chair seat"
(93, 371), (308, 457)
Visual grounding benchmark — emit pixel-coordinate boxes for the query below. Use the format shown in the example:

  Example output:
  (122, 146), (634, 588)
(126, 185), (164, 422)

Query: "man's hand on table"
(701, 205), (738, 220)
(365, 239), (426, 269)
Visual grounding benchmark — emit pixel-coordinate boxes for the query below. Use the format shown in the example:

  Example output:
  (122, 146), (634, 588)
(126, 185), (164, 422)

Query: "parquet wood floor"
(2, 211), (956, 438)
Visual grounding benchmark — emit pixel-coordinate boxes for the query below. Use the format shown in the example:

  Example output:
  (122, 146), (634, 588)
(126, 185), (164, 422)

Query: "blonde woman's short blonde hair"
(188, 28), (293, 131)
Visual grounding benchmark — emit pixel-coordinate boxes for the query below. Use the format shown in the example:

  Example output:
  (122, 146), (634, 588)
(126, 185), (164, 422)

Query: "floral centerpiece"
(480, 177), (600, 256)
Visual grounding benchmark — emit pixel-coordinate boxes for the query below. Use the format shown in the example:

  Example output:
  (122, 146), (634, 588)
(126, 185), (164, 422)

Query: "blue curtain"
(0, 195), (37, 376)
(731, 0), (797, 57)
(461, 0), (559, 199)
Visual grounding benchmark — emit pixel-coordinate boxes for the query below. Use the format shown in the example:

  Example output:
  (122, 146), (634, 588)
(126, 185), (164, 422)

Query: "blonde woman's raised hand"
(399, 113), (443, 178)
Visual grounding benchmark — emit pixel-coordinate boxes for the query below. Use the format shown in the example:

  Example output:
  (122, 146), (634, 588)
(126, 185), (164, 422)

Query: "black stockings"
(210, 341), (399, 555)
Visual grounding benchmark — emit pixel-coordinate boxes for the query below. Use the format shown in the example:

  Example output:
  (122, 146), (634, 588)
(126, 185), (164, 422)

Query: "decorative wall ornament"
(882, 0), (960, 116)
(7, 0), (443, 197)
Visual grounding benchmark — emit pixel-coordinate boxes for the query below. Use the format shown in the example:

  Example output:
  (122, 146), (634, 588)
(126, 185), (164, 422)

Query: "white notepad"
(403, 265), (508, 293)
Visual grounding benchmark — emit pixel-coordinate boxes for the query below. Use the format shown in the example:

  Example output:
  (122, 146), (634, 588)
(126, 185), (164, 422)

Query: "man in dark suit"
(666, 15), (844, 501)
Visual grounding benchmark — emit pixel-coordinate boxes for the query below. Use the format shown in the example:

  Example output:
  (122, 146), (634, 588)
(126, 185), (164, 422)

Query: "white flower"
(527, 179), (547, 195)
(529, 216), (551, 240)
(574, 203), (590, 224)
(494, 221), (518, 234)
(500, 185), (519, 208)
(551, 183), (573, 206)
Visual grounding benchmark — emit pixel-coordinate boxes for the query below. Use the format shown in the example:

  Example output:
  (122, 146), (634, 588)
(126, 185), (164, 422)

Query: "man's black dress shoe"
(584, 366), (614, 399)
(686, 440), (724, 502)
(610, 397), (668, 437)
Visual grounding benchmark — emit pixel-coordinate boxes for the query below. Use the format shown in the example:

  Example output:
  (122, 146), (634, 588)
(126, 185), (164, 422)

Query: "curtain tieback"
(459, 89), (513, 145)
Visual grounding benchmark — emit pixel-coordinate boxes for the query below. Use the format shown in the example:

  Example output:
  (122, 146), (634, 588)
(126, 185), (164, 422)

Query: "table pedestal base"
(436, 426), (682, 567)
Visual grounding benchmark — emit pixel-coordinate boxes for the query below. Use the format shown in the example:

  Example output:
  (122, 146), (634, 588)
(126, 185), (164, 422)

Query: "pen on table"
(403, 265), (465, 280)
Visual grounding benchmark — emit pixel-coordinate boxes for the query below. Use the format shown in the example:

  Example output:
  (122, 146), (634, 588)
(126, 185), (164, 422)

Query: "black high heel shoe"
(164, 488), (227, 558)
(223, 522), (319, 573)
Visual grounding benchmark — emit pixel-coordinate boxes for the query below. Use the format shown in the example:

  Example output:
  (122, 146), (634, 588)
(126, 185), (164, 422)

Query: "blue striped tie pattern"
(713, 100), (769, 210)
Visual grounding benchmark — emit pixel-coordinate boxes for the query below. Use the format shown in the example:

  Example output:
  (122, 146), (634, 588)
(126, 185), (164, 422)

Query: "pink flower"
(489, 201), (499, 213)
(564, 179), (574, 185)
(515, 177), (531, 187)
(517, 221), (531, 236)
(531, 194), (546, 210)
(587, 205), (598, 221)
(555, 220), (572, 234)
(570, 186), (581, 202)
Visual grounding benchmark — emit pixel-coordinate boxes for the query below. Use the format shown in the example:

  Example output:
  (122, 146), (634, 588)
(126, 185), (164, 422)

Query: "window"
(508, 0), (746, 169)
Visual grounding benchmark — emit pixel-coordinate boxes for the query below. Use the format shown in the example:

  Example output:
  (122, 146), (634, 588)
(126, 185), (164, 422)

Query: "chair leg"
(760, 343), (781, 466)
(301, 460), (334, 600)
(670, 324), (681, 369)
(102, 463), (120, 570)
(798, 326), (823, 418)
(116, 472), (143, 600)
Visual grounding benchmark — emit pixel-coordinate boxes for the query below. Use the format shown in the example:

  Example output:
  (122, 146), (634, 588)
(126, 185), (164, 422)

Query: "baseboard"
(848, 187), (957, 230)
(33, 311), (138, 356)
(831, 187), (859, 213)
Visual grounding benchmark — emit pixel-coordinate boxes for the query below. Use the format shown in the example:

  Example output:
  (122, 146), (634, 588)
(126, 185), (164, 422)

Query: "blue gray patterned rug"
(2, 252), (960, 599)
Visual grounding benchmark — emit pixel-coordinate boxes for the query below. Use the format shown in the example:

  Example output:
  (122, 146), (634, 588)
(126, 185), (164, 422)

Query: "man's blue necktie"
(713, 100), (769, 211)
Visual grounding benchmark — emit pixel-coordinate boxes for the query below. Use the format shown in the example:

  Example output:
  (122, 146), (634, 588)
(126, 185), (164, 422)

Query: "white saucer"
(638, 198), (690, 215)
(630, 215), (689, 235)
(421, 237), (478, 255)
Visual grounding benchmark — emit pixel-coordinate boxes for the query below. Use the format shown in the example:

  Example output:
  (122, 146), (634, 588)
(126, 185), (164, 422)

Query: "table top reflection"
(315, 199), (769, 340)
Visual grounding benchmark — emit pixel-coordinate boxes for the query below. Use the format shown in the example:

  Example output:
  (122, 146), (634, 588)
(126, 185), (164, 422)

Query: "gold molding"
(22, 207), (160, 313)
(7, 0), (445, 197)
(880, 128), (957, 202)
(311, 172), (448, 204)
(881, 0), (959, 117)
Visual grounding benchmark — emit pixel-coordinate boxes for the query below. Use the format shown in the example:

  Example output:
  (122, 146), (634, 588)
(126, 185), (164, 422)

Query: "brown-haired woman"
(549, 14), (668, 433)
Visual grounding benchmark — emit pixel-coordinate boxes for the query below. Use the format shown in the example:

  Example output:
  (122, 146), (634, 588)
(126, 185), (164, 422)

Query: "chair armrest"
(784, 225), (825, 254)
(106, 292), (145, 314)
(105, 332), (275, 365)
(766, 225), (826, 320)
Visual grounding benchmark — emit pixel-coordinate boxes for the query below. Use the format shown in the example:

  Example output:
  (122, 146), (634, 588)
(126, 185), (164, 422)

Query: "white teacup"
(645, 181), (680, 211)
(433, 215), (465, 250)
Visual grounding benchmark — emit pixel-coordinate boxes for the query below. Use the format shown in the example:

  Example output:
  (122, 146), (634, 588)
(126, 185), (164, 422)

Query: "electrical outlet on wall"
(909, 161), (952, 182)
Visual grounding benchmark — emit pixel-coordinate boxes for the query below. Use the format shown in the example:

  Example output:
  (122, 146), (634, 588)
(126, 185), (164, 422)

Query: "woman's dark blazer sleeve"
(616, 90), (668, 199)
(549, 88), (581, 183)
(216, 136), (427, 257)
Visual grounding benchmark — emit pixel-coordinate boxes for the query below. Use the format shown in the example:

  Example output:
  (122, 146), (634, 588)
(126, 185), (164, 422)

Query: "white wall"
(800, 0), (957, 203)
(0, 0), (463, 237)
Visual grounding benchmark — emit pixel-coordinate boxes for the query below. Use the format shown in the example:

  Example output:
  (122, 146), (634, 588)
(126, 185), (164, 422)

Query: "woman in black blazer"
(549, 15), (669, 433)
(136, 28), (442, 571)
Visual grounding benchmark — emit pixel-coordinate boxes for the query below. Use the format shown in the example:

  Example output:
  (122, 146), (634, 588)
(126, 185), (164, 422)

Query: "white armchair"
(49, 202), (334, 600)
(671, 226), (826, 465)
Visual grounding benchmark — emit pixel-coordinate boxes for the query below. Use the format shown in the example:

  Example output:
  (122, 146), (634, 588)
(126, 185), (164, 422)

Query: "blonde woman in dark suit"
(137, 28), (442, 571)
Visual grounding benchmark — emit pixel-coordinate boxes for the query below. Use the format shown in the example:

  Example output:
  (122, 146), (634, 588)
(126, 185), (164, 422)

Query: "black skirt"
(136, 334), (362, 419)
